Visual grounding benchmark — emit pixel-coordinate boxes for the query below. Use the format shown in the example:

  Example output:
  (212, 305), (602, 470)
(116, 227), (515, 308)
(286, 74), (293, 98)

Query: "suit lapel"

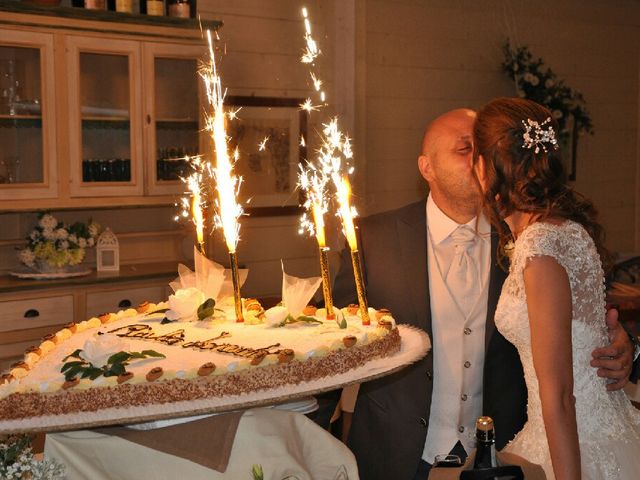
(397, 200), (432, 337)
(485, 228), (507, 349)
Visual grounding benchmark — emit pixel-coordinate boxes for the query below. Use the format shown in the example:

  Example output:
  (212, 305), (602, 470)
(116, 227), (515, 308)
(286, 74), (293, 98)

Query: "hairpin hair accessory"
(521, 116), (558, 154)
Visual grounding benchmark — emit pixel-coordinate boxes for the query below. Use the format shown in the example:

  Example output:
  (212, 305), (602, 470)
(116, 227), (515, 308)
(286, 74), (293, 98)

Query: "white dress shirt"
(422, 194), (491, 462)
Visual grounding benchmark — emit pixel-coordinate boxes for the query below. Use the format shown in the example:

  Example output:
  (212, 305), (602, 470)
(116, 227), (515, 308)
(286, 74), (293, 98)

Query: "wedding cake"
(0, 297), (400, 424)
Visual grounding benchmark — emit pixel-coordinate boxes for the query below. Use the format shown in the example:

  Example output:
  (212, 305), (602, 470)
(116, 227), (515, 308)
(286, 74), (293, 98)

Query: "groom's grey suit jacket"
(333, 199), (527, 480)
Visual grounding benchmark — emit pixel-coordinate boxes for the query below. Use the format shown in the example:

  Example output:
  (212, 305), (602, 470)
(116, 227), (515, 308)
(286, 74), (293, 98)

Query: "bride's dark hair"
(472, 97), (609, 268)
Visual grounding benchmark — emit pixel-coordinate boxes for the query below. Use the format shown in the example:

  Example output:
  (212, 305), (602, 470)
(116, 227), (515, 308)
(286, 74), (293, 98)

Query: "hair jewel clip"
(521, 117), (559, 154)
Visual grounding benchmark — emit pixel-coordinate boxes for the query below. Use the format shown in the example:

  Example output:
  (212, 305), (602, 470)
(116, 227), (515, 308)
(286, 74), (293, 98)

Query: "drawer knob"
(24, 309), (40, 318)
(118, 299), (132, 309)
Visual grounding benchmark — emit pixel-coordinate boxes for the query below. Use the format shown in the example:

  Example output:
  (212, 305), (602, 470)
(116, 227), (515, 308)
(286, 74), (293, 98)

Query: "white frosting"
(3, 306), (393, 398)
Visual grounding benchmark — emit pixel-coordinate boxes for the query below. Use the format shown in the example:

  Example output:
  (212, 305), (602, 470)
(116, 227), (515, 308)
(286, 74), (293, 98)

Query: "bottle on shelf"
(473, 416), (498, 469)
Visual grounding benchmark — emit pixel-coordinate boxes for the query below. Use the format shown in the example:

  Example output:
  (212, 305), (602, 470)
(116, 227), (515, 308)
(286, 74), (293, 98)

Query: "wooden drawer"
(0, 295), (74, 332)
(0, 338), (38, 371)
(86, 285), (166, 318)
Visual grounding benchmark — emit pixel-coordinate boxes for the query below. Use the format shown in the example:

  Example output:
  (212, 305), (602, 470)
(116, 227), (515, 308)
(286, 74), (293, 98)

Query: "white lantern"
(96, 227), (120, 272)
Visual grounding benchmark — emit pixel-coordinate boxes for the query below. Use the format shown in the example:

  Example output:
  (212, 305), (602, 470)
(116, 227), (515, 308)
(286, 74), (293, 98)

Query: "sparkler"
(298, 163), (334, 319)
(333, 173), (369, 325)
(188, 172), (205, 254)
(297, 8), (370, 325)
(201, 30), (244, 322)
(258, 136), (269, 152)
(176, 156), (208, 256)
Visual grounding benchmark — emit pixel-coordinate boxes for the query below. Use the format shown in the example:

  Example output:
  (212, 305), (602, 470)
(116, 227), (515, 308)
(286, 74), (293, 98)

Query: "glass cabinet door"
(0, 30), (56, 201)
(66, 36), (143, 197)
(143, 43), (204, 195)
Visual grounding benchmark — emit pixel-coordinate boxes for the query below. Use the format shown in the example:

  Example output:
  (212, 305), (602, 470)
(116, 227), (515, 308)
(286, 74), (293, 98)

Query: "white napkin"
(170, 247), (248, 303)
(281, 261), (322, 318)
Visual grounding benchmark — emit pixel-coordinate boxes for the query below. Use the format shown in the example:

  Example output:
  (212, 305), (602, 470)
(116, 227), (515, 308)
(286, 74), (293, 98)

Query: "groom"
(332, 108), (638, 480)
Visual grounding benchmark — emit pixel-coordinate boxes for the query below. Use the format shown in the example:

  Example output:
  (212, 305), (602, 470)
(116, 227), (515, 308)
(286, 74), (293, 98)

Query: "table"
(45, 408), (358, 480)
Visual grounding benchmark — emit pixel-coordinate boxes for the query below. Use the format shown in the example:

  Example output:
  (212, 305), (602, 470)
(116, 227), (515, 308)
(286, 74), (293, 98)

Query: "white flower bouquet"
(0, 434), (65, 480)
(18, 213), (100, 271)
(502, 40), (594, 140)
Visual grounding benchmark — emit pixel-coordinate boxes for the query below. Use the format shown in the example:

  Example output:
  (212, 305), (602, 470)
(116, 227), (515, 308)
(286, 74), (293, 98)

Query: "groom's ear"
(418, 154), (432, 182)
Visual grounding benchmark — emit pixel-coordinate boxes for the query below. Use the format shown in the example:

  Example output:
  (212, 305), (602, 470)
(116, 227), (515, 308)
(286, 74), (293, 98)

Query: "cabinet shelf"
(81, 116), (130, 129)
(0, 2), (222, 32)
(156, 119), (199, 129)
(0, 117), (42, 128)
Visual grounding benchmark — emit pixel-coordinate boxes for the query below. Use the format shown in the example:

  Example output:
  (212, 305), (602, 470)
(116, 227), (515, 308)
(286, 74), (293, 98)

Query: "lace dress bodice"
(494, 221), (640, 479)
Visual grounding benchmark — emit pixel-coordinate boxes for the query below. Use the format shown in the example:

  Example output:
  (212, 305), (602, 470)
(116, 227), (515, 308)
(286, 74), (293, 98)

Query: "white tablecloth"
(45, 408), (358, 480)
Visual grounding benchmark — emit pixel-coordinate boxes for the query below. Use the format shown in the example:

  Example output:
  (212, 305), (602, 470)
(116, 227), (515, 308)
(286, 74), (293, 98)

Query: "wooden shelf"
(0, 261), (181, 294)
(0, 1), (222, 31)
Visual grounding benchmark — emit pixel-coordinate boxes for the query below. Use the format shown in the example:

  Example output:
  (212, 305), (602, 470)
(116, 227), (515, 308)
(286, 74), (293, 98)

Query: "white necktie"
(446, 225), (479, 317)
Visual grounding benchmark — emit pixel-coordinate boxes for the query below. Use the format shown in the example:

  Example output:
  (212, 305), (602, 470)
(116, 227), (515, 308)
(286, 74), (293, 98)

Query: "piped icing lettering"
(108, 324), (283, 359)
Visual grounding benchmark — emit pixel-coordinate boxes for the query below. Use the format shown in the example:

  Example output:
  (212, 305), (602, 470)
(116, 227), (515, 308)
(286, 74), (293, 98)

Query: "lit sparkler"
(333, 173), (370, 325)
(175, 156), (209, 255)
(297, 8), (370, 324)
(298, 162), (334, 318)
(188, 172), (205, 254)
(300, 98), (320, 113)
(258, 136), (269, 152)
(201, 30), (244, 322)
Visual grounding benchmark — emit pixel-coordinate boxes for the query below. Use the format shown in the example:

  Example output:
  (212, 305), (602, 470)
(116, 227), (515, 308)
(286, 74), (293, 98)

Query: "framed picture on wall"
(225, 96), (308, 217)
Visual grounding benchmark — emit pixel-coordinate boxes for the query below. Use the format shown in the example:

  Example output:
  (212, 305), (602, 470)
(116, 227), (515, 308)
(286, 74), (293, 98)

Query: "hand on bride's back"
(590, 308), (633, 391)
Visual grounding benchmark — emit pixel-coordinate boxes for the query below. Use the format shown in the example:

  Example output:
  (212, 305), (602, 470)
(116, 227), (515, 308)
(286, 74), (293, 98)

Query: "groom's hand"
(590, 308), (633, 391)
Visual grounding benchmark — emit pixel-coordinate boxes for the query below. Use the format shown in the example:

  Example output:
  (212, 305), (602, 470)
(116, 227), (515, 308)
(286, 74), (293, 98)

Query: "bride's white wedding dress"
(494, 221), (640, 479)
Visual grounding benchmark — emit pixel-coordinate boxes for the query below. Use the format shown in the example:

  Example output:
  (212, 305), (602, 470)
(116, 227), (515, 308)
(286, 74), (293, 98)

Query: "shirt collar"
(426, 193), (491, 245)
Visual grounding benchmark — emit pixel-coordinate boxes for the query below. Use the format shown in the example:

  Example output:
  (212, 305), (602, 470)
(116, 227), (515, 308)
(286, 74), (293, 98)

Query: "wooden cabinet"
(0, 262), (176, 371)
(0, 5), (219, 210)
(0, 29), (58, 201)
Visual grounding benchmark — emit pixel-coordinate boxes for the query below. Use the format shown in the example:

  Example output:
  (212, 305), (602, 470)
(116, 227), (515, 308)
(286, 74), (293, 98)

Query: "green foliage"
(60, 349), (165, 381)
(277, 314), (323, 327)
(197, 298), (216, 320)
(251, 464), (264, 480)
(502, 40), (594, 140)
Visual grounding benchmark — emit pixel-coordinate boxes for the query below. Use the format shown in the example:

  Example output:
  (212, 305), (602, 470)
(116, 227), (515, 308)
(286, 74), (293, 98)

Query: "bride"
(472, 97), (640, 479)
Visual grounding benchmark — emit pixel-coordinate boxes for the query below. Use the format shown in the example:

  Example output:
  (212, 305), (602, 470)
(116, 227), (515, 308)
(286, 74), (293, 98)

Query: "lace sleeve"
(509, 222), (605, 326)
(508, 223), (576, 300)
(513, 223), (572, 274)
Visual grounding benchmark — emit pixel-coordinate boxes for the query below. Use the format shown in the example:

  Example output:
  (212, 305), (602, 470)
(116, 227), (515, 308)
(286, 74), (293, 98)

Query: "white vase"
(34, 258), (73, 274)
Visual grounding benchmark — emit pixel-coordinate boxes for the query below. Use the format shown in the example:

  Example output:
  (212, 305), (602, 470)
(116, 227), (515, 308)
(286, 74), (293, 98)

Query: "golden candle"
(350, 249), (369, 325)
(319, 246), (334, 319)
(229, 251), (244, 323)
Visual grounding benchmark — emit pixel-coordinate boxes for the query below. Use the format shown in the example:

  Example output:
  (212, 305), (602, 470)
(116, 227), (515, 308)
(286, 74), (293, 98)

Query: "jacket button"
(464, 327), (472, 335)
(458, 426), (465, 433)
(461, 394), (468, 401)
(426, 371), (432, 379)
(464, 361), (471, 368)
(420, 417), (427, 427)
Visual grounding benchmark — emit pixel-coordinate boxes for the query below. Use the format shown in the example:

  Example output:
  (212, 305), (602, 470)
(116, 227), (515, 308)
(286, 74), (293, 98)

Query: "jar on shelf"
(145, 0), (164, 16)
(167, 0), (190, 18)
(115, 0), (133, 13)
(84, 0), (107, 10)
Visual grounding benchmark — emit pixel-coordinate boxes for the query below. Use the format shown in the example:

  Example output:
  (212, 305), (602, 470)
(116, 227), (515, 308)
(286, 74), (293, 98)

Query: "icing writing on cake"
(108, 324), (282, 358)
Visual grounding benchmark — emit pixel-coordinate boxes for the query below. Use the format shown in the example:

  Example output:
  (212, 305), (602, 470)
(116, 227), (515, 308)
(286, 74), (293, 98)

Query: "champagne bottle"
(473, 416), (498, 469)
